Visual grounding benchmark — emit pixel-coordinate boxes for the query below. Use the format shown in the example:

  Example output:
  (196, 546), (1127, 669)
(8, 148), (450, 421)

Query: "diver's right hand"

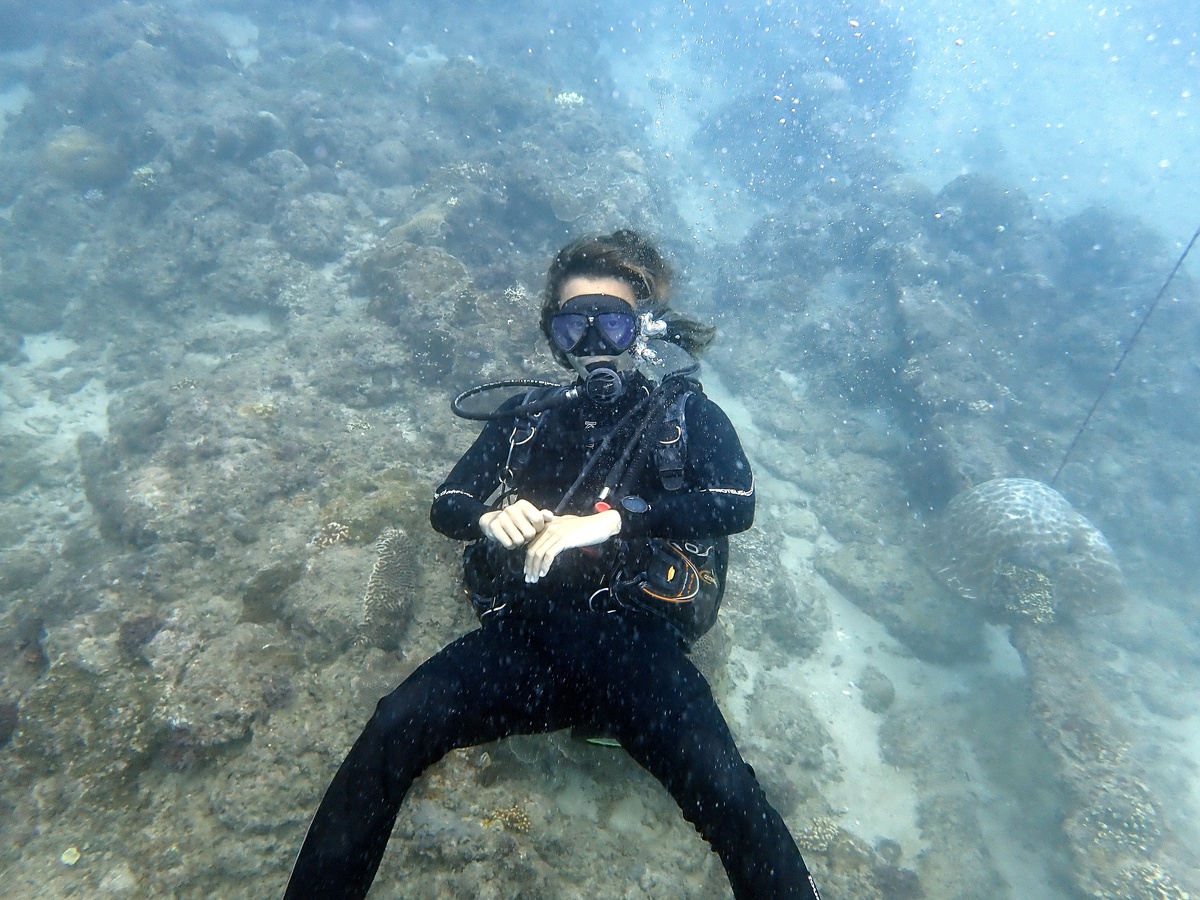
(479, 500), (555, 549)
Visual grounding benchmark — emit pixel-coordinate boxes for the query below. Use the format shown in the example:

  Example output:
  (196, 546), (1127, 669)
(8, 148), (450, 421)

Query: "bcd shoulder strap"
(508, 379), (699, 498)
(654, 387), (693, 491)
(497, 386), (557, 500)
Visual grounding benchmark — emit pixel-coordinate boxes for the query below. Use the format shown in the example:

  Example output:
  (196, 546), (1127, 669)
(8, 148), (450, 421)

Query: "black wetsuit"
(285, 374), (821, 900)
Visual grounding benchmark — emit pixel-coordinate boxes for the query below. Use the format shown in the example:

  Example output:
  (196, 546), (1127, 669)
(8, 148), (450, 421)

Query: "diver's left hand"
(523, 510), (622, 583)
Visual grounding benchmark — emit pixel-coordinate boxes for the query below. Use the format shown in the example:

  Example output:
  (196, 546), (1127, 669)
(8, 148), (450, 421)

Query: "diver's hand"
(479, 500), (554, 549)
(523, 510), (622, 583)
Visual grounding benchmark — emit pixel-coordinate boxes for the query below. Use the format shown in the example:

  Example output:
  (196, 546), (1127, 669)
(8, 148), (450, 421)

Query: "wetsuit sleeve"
(622, 394), (755, 541)
(430, 396), (524, 541)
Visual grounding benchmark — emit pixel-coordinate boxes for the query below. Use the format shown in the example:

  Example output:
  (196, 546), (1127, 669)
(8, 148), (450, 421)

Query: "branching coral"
(311, 521), (350, 550)
(480, 803), (532, 834)
(797, 816), (841, 853)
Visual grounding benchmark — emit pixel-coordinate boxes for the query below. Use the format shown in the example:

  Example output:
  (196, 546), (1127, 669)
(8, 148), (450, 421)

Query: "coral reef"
(798, 815), (842, 853)
(1013, 626), (1193, 900)
(311, 521), (350, 550)
(0, 2), (1196, 898)
(480, 803), (533, 834)
(933, 478), (1126, 624)
(358, 527), (419, 650)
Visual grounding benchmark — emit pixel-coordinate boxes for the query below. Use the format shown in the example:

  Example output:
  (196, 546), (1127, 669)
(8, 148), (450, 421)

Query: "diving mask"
(549, 294), (639, 356)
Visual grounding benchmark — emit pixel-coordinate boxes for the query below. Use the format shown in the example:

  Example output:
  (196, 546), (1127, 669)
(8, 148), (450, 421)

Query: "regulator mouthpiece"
(584, 366), (624, 404)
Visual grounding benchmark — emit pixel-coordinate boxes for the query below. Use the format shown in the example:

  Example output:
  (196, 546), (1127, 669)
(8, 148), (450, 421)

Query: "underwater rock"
(250, 148), (311, 190)
(408, 328), (459, 387)
(11, 655), (163, 803)
(294, 43), (393, 100)
(933, 478), (1126, 625)
(77, 432), (161, 548)
(116, 613), (165, 663)
(855, 664), (895, 713)
(759, 573), (826, 660)
(0, 699), (16, 747)
(0, 432), (42, 498)
(202, 236), (315, 313)
(424, 57), (542, 134)
(240, 557), (307, 626)
(725, 527), (828, 660)
(740, 679), (835, 819)
(1012, 625), (1190, 899)
(879, 710), (1009, 897)
(505, 148), (656, 232)
(688, 617), (732, 697)
(749, 681), (834, 774)
(309, 340), (421, 407)
(206, 724), (323, 840)
(1057, 206), (1163, 299)
(108, 389), (172, 455)
(188, 109), (286, 165)
(272, 192), (351, 263)
(359, 239), (476, 378)
(361, 235), (471, 321)
(0, 325), (23, 362)
(151, 630), (265, 768)
(0, 549), (51, 593)
(40, 125), (129, 189)
(364, 138), (414, 187)
(816, 541), (986, 664)
(276, 545), (372, 660)
(791, 270), (904, 403)
(0, 246), (76, 333)
(930, 174), (1041, 266)
(689, 0), (913, 197)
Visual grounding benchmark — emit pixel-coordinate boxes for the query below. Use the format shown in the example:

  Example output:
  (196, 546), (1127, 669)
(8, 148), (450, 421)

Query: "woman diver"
(285, 229), (821, 899)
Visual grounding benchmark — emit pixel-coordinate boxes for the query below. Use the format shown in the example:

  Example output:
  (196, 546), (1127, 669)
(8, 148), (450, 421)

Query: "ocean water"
(0, 1), (1197, 897)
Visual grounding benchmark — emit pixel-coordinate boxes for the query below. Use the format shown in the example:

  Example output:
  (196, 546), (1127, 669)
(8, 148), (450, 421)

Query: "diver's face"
(557, 276), (638, 375)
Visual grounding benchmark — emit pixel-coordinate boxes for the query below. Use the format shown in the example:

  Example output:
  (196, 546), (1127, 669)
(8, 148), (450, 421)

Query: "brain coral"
(934, 478), (1125, 624)
(358, 527), (419, 648)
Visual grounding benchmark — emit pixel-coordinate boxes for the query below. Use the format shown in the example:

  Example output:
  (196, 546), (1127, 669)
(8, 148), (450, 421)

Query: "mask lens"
(596, 312), (637, 351)
(550, 313), (590, 352)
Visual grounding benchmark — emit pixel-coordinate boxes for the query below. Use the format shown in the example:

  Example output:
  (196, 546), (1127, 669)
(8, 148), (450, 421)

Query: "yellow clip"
(666, 565), (676, 581)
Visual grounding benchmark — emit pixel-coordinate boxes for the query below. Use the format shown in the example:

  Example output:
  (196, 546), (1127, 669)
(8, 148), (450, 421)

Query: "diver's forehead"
(559, 275), (637, 306)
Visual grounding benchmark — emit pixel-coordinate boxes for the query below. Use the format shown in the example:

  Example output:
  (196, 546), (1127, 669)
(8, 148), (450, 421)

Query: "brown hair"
(539, 229), (716, 369)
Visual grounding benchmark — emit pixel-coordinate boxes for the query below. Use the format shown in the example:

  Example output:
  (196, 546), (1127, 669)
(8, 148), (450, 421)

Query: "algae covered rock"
(41, 125), (130, 189)
(11, 656), (163, 802)
(856, 664), (895, 713)
(272, 192), (351, 262)
(150, 630), (266, 767)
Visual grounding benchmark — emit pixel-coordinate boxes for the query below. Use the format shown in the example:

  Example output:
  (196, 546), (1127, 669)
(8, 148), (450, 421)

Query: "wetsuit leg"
(581, 619), (821, 900)
(284, 620), (570, 900)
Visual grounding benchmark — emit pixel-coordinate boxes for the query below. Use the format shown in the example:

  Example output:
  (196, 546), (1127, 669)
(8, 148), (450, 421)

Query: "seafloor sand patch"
(1, 335), (109, 453)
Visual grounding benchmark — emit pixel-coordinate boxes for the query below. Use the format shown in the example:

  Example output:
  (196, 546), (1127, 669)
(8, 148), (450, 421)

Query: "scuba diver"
(284, 230), (821, 900)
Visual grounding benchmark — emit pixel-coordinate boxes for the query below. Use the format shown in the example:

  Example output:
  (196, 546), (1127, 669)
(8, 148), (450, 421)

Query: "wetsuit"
(285, 374), (821, 900)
